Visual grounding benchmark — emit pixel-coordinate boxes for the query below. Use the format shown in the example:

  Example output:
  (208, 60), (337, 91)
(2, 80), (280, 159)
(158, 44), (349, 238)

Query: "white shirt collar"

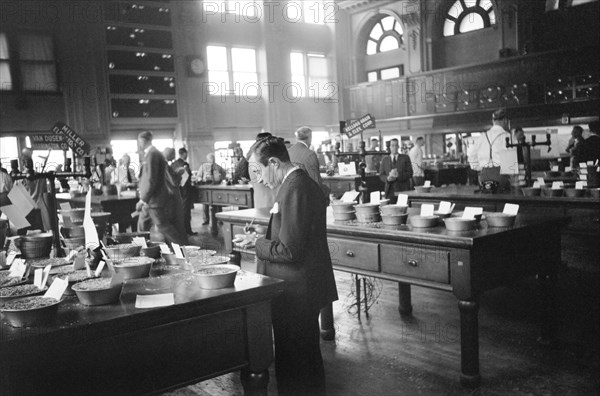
(144, 145), (153, 155)
(282, 166), (300, 184)
(298, 141), (309, 149)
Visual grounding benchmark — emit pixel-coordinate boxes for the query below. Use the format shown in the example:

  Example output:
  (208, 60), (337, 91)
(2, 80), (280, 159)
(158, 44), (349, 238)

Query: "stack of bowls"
(331, 201), (356, 222)
(564, 188), (585, 198)
(409, 215), (439, 228)
(16, 233), (53, 259)
(522, 187), (541, 197)
(104, 244), (142, 260)
(380, 205), (408, 225)
(355, 204), (381, 223)
(485, 213), (517, 227)
(414, 186), (432, 193)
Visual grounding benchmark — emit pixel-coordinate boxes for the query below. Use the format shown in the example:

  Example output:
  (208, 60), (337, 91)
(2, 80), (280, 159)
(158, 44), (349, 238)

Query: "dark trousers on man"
(137, 205), (187, 246)
(180, 187), (193, 234)
(271, 295), (326, 396)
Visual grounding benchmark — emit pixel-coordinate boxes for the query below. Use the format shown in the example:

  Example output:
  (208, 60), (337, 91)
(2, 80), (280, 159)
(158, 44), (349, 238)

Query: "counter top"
(194, 183), (252, 191)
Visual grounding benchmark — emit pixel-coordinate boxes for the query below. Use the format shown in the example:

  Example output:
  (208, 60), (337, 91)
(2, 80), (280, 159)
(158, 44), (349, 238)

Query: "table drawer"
(228, 192), (249, 206)
(196, 190), (210, 204)
(211, 191), (228, 204)
(380, 244), (450, 284)
(328, 237), (379, 272)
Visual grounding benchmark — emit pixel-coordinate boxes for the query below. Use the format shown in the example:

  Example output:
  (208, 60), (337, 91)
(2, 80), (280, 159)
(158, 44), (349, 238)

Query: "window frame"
(290, 51), (331, 99)
(365, 15), (404, 56)
(443, 0), (496, 37)
(285, 0), (326, 25)
(207, 45), (259, 97)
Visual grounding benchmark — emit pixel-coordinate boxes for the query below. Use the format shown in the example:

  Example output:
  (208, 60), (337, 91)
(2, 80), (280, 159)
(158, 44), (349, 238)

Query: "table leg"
(320, 303), (335, 341)
(363, 278), (369, 319)
(458, 299), (481, 387)
(355, 274), (361, 321)
(240, 369), (269, 396)
(398, 282), (412, 316)
(210, 205), (218, 236)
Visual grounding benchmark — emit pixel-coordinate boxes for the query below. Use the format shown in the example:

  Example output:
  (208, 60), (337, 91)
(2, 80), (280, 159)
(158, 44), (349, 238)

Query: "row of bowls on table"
(522, 186), (600, 198)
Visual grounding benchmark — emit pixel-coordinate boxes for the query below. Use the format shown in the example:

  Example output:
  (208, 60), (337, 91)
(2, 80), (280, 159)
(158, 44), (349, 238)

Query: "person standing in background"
(288, 126), (330, 204)
(409, 136), (425, 187)
(111, 154), (137, 189)
(365, 137), (381, 173)
(0, 162), (13, 218)
(566, 125), (585, 169)
(198, 153), (226, 225)
(172, 148), (196, 236)
(136, 132), (187, 245)
(379, 138), (413, 203)
(249, 133), (277, 210)
(232, 146), (250, 183)
(17, 148), (51, 233)
(582, 121), (600, 164)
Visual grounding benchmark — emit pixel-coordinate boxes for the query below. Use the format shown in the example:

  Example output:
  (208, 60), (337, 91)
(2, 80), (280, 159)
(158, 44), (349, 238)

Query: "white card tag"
(588, 161), (594, 166)
(579, 162), (587, 169)
(100, 249), (109, 261)
(565, 166), (571, 172)
(370, 191), (381, 204)
(132, 237), (148, 248)
(59, 203), (72, 211)
(135, 293), (175, 309)
(537, 177), (545, 186)
(6, 251), (17, 266)
(532, 181), (541, 188)
(552, 181), (563, 189)
(159, 244), (171, 254)
(423, 180), (431, 187)
(340, 191), (360, 203)
(575, 181), (587, 189)
(85, 261), (92, 278)
(172, 243), (184, 259)
(438, 201), (452, 214)
(396, 194), (409, 206)
(9, 259), (26, 279)
(110, 271), (125, 287)
(503, 203), (519, 215)
(94, 260), (106, 277)
(420, 204), (434, 217)
(41, 264), (51, 287)
(44, 276), (68, 300)
(580, 168), (588, 175)
(463, 207), (483, 219)
(73, 251), (86, 270)
(34, 268), (43, 289)
(66, 249), (78, 262)
(551, 165), (559, 171)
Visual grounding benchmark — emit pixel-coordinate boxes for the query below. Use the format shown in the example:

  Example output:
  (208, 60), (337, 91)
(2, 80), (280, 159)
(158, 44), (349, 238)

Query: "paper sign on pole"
(338, 162), (356, 176)
(83, 189), (99, 250)
(423, 180), (431, 188)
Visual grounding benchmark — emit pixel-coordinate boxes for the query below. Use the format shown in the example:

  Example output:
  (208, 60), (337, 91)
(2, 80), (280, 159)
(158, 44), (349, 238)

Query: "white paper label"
(159, 244), (171, 254)
(132, 237), (148, 248)
(463, 207), (483, 219)
(575, 181), (587, 189)
(580, 168), (588, 175)
(34, 268), (43, 289)
(44, 276), (68, 300)
(66, 249), (78, 262)
(6, 251), (17, 266)
(172, 243), (184, 259)
(396, 194), (409, 206)
(370, 191), (381, 204)
(420, 204), (434, 217)
(503, 203), (519, 215)
(73, 251), (86, 270)
(135, 293), (175, 309)
(130, 211), (139, 219)
(41, 264), (51, 287)
(565, 166), (572, 172)
(552, 181), (563, 189)
(59, 203), (72, 211)
(532, 181), (541, 188)
(579, 162), (587, 169)
(85, 261), (92, 278)
(9, 259), (26, 279)
(588, 161), (594, 166)
(438, 201), (452, 214)
(537, 177), (546, 186)
(551, 165), (559, 172)
(423, 180), (431, 188)
(340, 191), (360, 203)
(94, 260), (106, 277)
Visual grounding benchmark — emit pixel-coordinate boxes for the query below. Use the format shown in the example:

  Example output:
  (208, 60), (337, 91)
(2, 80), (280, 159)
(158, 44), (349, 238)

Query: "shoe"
(201, 221), (209, 225)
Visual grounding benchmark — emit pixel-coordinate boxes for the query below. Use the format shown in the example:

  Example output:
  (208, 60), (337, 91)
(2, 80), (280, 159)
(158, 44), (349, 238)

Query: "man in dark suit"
(171, 148), (196, 235)
(379, 138), (413, 203)
(287, 126), (330, 204)
(250, 136), (338, 396)
(136, 131), (187, 246)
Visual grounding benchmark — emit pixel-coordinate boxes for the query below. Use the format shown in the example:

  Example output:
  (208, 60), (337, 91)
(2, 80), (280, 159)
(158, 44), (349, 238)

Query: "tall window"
(0, 32), (58, 92)
(366, 15), (403, 55)
(290, 52), (330, 98)
(207, 45), (258, 96)
(443, 0), (496, 37)
(285, 0), (326, 24)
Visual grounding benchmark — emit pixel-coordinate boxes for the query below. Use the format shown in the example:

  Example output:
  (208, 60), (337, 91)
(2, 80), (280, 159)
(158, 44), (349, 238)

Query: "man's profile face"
(390, 141), (399, 155)
(249, 153), (278, 189)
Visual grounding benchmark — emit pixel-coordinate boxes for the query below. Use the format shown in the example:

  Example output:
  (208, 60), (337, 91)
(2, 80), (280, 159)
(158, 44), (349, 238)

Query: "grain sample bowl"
(545, 188), (564, 197)
(381, 213), (408, 225)
(0, 296), (60, 327)
(104, 244), (142, 260)
(331, 201), (356, 213)
(410, 215), (440, 228)
(485, 213), (517, 227)
(113, 232), (151, 244)
(59, 208), (86, 223)
(194, 264), (239, 290)
(333, 211), (356, 221)
(414, 186), (432, 193)
(0, 271), (27, 289)
(0, 284), (46, 303)
(50, 269), (97, 295)
(72, 278), (123, 306)
(443, 217), (477, 232)
(355, 203), (380, 214)
(453, 212), (483, 224)
(113, 257), (154, 280)
(162, 253), (186, 266)
(381, 205), (407, 216)
(522, 187), (541, 197)
(356, 212), (381, 223)
(16, 233), (53, 259)
(140, 243), (161, 259)
(564, 188), (585, 198)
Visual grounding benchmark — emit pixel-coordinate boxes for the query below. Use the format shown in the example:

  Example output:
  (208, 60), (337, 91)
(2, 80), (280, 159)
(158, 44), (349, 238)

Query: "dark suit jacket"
(288, 142), (330, 203)
(255, 169), (338, 311)
(379, 154), (413, 198)
(139, 146), (169, 208)
(583, 135), (600, 164)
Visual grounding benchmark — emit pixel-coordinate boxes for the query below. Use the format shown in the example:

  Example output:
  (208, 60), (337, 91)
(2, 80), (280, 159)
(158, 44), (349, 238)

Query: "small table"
(193, 184), (254, 235)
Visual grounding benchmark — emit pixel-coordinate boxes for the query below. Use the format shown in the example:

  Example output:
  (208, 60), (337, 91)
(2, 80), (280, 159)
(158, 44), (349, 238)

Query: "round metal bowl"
(194, 264), (239, 290)
(333, 211), (356, 221)
(381, 213), (408, 225)
(104, 244), (142, 260)
(140, 243), (161, 259)
(331, 202), (356, 212)
(182, 247), (217, 260)
(564, 188), (585, 198)
(356, 212), (381, 223)
(355, 204), (380, 215)
(381, 205), (407, 216)
(453, 212), (483, 224)
(522, 187), (541, 197)
(72, 278), (123, 306)
(0, 284), (46, 303)
(16, 233), (53, 259)
(544, 188), (563, 197)
(63, 237), (86, 251)
(485, 213), (517, 228)
(443, 217), (477, 232)
(28, 257), (69, 269)
(414, 186), (432, 193)
(409, 215), (439, 228)
(113, 257), (154, 280)
(50, 269), (97, 295)
(0, 296), (60, 328)
(162, 253), (186, 266)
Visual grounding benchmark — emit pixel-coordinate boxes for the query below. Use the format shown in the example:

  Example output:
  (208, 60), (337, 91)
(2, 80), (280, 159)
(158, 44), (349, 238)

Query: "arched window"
(443, 0), (496, 37)
(366, 15), (403, 55)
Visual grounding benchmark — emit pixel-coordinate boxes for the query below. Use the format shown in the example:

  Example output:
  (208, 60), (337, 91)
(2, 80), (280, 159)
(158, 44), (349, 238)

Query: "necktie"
(126, 168), (132, 183)
(392, 155), (397, 168)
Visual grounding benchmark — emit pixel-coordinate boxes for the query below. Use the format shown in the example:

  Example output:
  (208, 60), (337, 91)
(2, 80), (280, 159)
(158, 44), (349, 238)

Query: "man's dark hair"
(178, 147), (187, 155)
(390, 138), (399, 144)
(138, 131), (153, 142)
(256, 132), (272, 140)
(492, 108), (507, 120)
(416, 136), (424, 142)
(249, 136), (290, 166)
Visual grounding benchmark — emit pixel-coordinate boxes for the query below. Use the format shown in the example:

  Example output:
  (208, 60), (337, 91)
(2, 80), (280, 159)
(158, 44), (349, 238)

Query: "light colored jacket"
(468, 125), (510, 172)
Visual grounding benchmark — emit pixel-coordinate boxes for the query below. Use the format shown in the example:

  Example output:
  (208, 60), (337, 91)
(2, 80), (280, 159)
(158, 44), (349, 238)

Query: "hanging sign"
(344, 114), (376, 138)
(51, 121), (90, 156)
(29, 133), (69, 151)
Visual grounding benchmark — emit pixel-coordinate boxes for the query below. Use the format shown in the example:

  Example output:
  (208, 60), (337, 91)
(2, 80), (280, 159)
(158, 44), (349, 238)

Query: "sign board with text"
(29, 133), (69, 151)
(344, 114), (376, 138)
(51, 121), (90, 156)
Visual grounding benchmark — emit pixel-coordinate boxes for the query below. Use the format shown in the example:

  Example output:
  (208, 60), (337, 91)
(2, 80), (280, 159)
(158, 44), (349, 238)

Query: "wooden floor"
(163, 206), (599, 396)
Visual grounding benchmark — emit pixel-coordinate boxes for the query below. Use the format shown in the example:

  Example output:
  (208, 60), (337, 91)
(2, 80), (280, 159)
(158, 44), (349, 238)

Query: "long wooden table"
(217, 207), (565, 387)
(0, 267), (283, 395)
(194, 184), (254, 235)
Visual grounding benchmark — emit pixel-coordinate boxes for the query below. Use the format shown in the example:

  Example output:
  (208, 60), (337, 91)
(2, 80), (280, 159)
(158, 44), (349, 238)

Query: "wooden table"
(193, 184), (254, 235)
(217, 207), (565, 387)
(405, 185), (599, 237)
(0, 268), (283, 395)
(56, 192), (139, 233)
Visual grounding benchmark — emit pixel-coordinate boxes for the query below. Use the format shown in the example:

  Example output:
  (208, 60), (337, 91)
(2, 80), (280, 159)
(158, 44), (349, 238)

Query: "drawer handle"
(346, 250), (355, 257)
(234, 196), (239, 201)
(408, 259), (418, 267)
(217, 195), (222, 199)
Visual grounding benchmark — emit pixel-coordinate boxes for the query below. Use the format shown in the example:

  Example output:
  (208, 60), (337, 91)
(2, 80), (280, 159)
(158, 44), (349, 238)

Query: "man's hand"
(387, 175), (397, 182)
(135, 200), (147, 212)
